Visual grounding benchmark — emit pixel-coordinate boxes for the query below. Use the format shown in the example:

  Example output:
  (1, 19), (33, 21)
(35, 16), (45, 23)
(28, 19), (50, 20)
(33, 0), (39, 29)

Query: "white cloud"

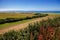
(0, 8), (40, 11)
(0, 8), (23, 11)
(0, 8), (60, 12)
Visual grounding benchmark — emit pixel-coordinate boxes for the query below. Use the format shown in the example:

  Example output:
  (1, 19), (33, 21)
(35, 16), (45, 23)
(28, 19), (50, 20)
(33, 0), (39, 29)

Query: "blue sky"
(0, 0), (60, 11)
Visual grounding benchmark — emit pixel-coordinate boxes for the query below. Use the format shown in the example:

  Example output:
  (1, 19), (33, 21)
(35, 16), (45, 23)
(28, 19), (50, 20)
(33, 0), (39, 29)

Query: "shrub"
(0, 19), (5, 24)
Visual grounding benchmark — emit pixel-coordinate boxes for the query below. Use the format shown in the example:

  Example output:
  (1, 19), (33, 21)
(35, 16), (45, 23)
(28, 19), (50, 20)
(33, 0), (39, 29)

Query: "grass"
(0, 18), (36, 29)
(0, 13), (35, 29)
(48, 13), (60, 17)
(0, 13), (60, 29)
(0, 13), (35, 19)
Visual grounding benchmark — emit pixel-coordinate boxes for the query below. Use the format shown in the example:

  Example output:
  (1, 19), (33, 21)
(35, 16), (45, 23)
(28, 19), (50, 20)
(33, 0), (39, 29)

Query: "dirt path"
(0, 16), (54, 34)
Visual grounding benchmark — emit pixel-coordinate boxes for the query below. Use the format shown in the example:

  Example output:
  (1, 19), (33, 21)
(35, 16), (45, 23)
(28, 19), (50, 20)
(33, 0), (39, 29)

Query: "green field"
(0, 13), (35, 19)
(0, 18), (36, 29)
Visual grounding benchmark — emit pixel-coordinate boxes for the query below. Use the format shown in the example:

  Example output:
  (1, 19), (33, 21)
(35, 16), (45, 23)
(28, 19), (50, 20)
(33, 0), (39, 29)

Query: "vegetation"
(34, 13), (48, 17)
(0, 13), (34, 19)
(0, 19), (34, 29)
(0, 13), (48, 28)
(0, 13), (48, 24)
(0, 16), (60, 40)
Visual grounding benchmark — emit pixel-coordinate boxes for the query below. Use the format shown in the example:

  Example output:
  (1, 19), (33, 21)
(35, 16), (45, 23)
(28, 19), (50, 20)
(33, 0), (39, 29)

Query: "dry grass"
(0, 13), (35, 19)
(48, 13), (60, 17)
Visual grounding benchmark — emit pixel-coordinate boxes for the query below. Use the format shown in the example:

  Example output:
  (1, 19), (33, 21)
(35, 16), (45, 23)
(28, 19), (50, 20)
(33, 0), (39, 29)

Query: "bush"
(0, 19), (5, 24)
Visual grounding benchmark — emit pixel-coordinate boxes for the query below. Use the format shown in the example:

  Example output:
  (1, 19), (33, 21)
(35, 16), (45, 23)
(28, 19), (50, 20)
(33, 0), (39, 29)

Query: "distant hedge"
(0, 13), (48, 24)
